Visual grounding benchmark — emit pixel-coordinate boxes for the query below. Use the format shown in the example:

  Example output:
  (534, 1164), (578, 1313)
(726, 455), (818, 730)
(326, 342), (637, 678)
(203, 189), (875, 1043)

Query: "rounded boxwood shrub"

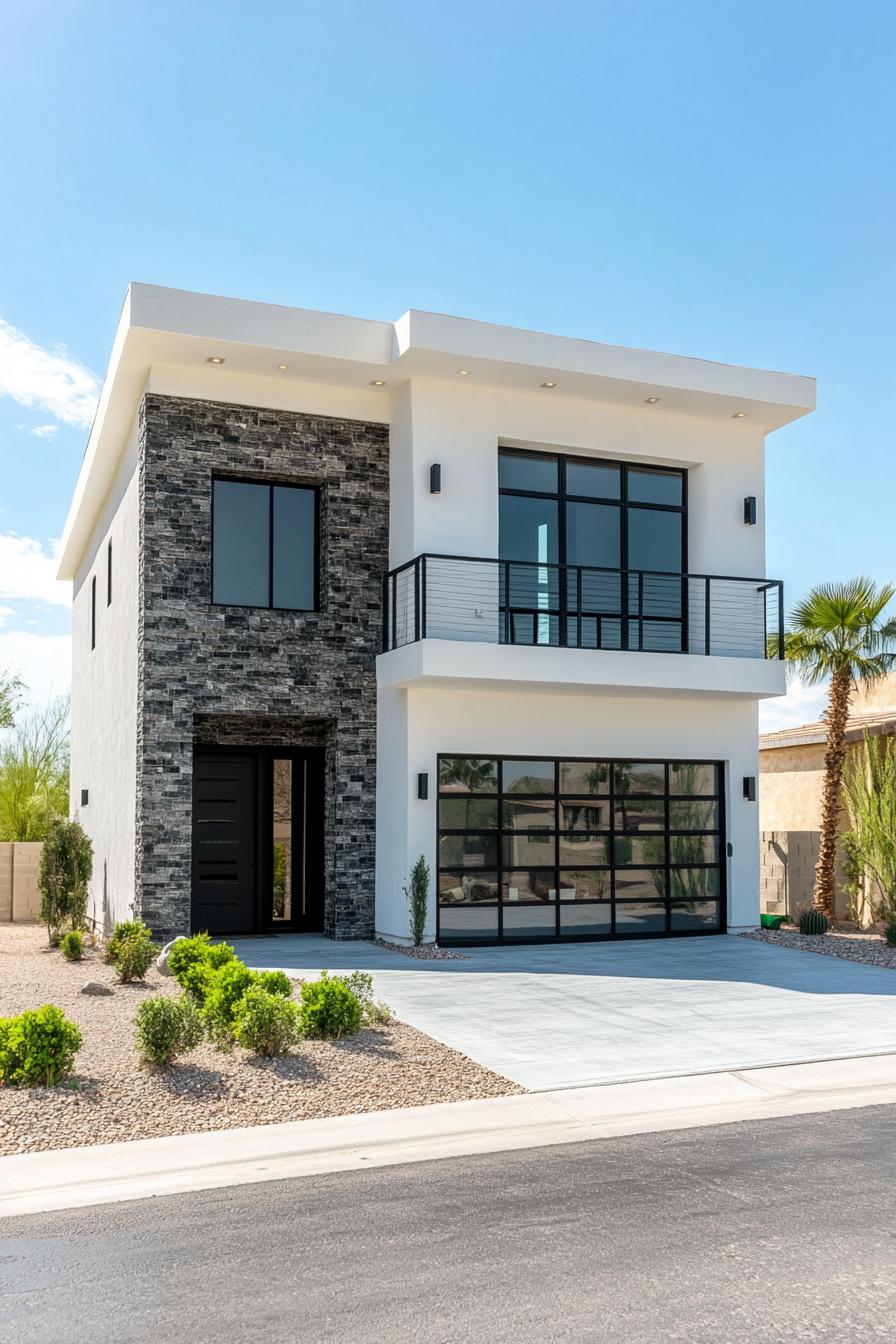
(256, 969), (294, 999)
(168, 933), (237, 1002)
(112, 924), (157, 983)
(134, 994), (204, 1068)
(334, 971), (392, 1026)
(201, 960), (258, 1044)
(299, 972), (362, 1040)
(60, 930), (84, 962)
(105, 919), (147, 964)
(0, 1004), (82, 1086)
(233, 986), (302, 1057)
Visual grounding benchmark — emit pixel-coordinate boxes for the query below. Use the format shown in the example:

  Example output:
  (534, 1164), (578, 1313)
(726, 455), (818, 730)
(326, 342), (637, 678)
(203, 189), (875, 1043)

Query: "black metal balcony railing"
(383, 554), (784, 660)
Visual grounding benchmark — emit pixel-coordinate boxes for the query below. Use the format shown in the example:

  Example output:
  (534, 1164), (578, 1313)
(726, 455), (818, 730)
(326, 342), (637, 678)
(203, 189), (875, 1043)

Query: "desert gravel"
(374, 938), (467, 960)
(741, 927), (896, 969)
(0, 925), (520, 1155)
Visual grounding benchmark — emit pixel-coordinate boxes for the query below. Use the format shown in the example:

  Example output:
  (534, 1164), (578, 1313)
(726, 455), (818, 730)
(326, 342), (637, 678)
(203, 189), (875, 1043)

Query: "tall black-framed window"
(90, 575), (97, 650)
(106, 539), (112, 606)
(437, 754), (724, 946)
(498, 448), (687, 651)
(211, 478), (319, 611)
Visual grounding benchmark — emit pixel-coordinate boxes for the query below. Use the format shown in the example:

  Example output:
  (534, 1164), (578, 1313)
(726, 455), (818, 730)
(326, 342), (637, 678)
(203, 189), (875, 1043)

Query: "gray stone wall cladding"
(136, 394), (389, 941)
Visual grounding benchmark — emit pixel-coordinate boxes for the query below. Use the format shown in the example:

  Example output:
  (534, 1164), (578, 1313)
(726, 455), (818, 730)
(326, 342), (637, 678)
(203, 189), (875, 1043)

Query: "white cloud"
(0, 631), (71, 705)
(759, 678), (830, 734)
(0, 317), (99, 430)
(28, 424), (59, 439)
(0, 533), (70, 606)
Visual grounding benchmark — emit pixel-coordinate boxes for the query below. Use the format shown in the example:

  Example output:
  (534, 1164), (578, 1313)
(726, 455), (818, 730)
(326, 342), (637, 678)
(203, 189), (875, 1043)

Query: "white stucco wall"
(387, 378), (767, 578)
(69, 411), (140, 933)
(375, 685), (760, 942)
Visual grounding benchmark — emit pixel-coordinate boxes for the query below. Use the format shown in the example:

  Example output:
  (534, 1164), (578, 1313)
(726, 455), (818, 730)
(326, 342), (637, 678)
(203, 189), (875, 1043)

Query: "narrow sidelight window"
(212, 479), (318, 611)
(107, 539), (112, 606)
(90, 575), (97, 650)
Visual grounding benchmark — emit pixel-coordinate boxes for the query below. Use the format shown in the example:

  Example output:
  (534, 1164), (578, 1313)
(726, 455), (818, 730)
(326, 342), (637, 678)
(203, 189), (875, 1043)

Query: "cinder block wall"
(0, 842), (43, 921)
(760, 830), (856, 920)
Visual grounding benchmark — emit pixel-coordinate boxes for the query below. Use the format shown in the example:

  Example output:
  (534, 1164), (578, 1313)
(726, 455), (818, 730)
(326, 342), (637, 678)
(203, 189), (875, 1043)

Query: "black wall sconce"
(743, 776), (756, 802)
(429, 463), (442, 494)
(417, 772), (429, 800)
(743, 496), (757, 525)
(80, 789), (89, 807)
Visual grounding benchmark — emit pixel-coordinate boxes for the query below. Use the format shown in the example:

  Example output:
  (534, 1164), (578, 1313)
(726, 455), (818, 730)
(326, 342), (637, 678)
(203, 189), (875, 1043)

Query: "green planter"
(760, 913), (787, 930)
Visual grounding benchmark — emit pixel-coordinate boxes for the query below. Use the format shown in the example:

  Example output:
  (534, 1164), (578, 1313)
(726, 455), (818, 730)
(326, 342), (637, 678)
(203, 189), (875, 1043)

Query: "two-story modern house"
(57, 285), (815, 947)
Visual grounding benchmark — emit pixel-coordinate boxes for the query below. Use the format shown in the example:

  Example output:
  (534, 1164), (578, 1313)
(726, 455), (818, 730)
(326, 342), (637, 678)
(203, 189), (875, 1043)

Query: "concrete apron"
(3, 1053), (896, 1219)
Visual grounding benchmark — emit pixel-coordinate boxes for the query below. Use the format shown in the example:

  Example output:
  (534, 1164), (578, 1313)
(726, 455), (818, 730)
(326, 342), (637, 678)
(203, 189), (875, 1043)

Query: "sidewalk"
(3, 1053), (895, 1219)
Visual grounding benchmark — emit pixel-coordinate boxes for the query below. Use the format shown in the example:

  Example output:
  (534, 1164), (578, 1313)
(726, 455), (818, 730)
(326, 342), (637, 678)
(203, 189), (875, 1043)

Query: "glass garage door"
(437, 755), (725, 945)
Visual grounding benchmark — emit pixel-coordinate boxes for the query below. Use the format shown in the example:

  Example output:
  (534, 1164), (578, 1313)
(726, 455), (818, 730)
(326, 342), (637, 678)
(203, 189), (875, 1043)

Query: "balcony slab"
(376, 638), (787, 700)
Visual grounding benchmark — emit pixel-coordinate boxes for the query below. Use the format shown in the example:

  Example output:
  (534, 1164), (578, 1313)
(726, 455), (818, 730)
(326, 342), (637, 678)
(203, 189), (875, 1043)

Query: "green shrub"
(256, 969), (294, 998)
(799, 907), (829, 936)
(0, 1004), (82, 1086)
(201, 960), (258, 1045)
(299, 971), (362, 1039)
(112, 923), (157, 983)
(334, 971), (391, 1026)
(233, 986), (302, 1057)
(167, 933), (237, 1002)
(38, 818), (93, 943)
(404, 855), (430, 946)
(60, 930), (84, 962)
(134, 994), (204, 1068)
(105, 919), (146, 963)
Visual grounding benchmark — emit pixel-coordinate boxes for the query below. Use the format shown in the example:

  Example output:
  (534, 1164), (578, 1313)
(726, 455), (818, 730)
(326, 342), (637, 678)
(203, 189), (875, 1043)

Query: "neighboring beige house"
(759, 677), (896, 922)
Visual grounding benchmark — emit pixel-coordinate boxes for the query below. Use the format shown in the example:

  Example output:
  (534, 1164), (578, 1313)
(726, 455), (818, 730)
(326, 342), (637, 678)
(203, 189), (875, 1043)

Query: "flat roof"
(57, 283), (816, 579)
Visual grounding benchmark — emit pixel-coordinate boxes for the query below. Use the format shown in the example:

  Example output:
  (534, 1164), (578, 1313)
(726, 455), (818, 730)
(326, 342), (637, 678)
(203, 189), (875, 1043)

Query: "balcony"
(383, 554), (784, 661)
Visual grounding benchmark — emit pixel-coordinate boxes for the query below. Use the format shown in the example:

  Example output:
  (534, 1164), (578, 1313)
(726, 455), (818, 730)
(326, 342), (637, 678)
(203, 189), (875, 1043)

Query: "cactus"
(799, 907), (829, 936)
(884, 919), (896, 948)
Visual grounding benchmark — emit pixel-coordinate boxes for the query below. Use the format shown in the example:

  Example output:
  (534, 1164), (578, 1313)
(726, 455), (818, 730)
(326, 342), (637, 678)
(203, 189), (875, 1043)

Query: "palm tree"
(781, 578), (896, 916)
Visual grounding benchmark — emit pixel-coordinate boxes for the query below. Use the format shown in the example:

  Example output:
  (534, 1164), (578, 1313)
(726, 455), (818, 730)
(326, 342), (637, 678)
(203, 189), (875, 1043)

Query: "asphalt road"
(2, 1106), (894, 1344)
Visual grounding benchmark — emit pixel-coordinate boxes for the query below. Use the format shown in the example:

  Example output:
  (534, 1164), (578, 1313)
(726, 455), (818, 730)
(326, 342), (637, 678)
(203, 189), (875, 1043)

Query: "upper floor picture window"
(212, 479), (318, 611)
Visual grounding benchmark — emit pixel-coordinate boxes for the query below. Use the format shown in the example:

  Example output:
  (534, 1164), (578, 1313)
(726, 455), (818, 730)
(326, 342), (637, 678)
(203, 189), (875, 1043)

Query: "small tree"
(0, 696), (70, 842)
(38, 817), (93, 943)
(0, 669), (23, 730)
(405, 855), (430, 946)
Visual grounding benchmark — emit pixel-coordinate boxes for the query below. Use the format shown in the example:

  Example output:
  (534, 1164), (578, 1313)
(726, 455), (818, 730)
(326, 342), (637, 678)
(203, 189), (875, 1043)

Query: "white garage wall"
(375, 685), (760, 942)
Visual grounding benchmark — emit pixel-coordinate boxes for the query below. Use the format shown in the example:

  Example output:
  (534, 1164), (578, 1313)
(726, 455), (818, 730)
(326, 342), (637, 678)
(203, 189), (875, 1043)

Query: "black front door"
(191, 747), (325, 935)
(192, 753), (258, 934)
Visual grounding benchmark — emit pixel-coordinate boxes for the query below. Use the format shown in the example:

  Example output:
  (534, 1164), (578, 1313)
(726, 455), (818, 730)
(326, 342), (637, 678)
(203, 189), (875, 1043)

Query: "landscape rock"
(80, 981), (113, 996)
(156, 937), (188, 977)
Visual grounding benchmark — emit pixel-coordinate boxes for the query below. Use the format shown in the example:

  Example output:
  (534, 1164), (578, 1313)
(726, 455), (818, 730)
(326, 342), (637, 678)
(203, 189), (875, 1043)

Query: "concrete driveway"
(234, 933), (896, 1091)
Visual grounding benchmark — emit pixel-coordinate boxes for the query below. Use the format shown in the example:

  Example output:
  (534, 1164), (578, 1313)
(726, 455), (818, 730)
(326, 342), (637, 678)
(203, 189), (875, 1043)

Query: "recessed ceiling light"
(277, 363), (289, 371)
(541, 380), (557, 389)
(456, 368), (469, 377)
(206, 356), (226, 365)
(370, 379), (386, 387)
(732, 411), (748, 419)
(645, 396), (661, 404)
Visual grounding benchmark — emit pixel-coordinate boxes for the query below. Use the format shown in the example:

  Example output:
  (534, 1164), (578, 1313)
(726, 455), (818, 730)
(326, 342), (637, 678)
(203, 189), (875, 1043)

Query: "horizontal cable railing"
(383, 554), (784, 660)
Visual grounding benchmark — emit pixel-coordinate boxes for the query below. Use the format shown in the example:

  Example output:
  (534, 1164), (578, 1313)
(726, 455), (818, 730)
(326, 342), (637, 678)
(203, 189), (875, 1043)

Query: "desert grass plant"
(779, 579), (896, 916)
(299, 971), (362, 1039)
(38, 816), (93, 943)
(60, 930), (84, 962)
(0, 1004), (82, 1087)
(405, 855), (430, 946)
(233, 986), (302, 1057)
(109, 920), (157, 983)
(134, 994), (204, 1068)
(842, 732), (896, 924)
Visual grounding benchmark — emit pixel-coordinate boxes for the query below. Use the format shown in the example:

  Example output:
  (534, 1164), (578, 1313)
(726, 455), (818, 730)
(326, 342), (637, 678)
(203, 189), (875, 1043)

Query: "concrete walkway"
(234, 933), (896, 1090)
(3, 1053), (895, 1218)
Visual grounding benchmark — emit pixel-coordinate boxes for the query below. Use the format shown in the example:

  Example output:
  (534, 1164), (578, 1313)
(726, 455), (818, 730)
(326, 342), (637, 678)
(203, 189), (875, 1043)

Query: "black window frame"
(498, 448), (688, 651)
(210, 475), (321, 613)
(436, 752), (725, 946)
(90, 575), (97, 650)
(106, 538), (112, 606)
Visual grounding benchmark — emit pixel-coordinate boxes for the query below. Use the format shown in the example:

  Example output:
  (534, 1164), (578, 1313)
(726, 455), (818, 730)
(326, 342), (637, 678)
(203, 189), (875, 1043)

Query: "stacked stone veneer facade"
(136, 394), (389, 941)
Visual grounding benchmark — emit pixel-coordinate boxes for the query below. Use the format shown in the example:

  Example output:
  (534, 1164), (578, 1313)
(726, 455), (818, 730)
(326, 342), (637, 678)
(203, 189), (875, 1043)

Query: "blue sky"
(1, 1), (893, 726)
